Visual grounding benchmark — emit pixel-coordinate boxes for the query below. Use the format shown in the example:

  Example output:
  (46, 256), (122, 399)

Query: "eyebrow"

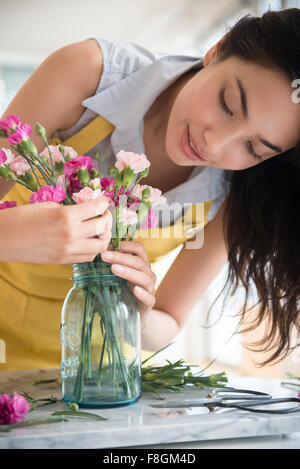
(236, 77), (283, 153)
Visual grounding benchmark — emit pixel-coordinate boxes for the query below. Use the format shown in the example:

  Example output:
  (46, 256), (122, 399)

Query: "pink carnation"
(56, 174), (66, 187)
(115, 150), (150, 174)
(64, 155), (97, 178)
(113, 187), (130, 207)
(131, 184), (166, 205)
(130, 184), (143, 200)
(145, 187), (166, 206)
(0, 115), (21, 134)
(72, 187), (102, 204)
(0, 148), (14, 165)
(119, 207), (138, 226)
(40, 145), (77, 163)
(0, 392), (30, 424)
(0, 149), (7, 165)
(67, 176), (82, 196)
(140, 205), (158, 229)
(102, 191), (115, 203)
(100, 177), (115, 191)
(0, 201), (17, 210)
(99, 178), (121, 204)
(9, 156), (31, 176)
(90, 178), (101, 190)
(8, 124), (32, 145)
(128, 201), (139, 211)
(30, 184), (66, 204)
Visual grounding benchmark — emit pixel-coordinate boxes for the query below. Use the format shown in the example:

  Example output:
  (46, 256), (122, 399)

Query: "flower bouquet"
(0, 115), (166, 407)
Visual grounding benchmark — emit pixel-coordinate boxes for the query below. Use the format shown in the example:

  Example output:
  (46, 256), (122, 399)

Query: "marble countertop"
(0, 369), (299, 449)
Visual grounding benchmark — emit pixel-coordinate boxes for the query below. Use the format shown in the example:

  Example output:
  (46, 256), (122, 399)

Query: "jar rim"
(72, 261), (125, 283)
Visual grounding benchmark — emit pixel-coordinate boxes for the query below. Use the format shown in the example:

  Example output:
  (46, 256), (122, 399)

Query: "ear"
(203, 31), (230, 67)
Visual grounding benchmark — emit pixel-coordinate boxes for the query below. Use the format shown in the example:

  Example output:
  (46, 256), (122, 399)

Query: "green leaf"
(141, 345), (228, 398)
(281, 381), (300, 388)
(141, 343), (174, 365)
(286, 372), (300, 381)
(51, 411), (107, 421)
(141, 383), (164, 400)
(0, 416), (67, 432)
(21, 391), (59, 405)
(33, 378), (60, 386)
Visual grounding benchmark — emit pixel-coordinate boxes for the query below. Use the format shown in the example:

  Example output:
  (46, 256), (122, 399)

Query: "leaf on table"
(51, 411), (107, 421)
(0, 416), (67, 433)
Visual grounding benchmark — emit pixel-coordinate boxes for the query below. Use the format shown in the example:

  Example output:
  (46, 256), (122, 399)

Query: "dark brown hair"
(214, 9), (300, 365)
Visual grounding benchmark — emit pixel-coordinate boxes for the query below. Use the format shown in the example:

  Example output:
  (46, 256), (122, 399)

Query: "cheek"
(165, 101), (186, 151)
(191, 77), (219, 121)
(219, 152), (258, 170)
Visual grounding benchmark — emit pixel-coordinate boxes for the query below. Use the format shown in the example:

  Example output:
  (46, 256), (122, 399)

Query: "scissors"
(150, 386), (300, 414)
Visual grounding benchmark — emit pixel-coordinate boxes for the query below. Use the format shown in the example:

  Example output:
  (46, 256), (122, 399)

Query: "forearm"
(141, 307), (180, 351)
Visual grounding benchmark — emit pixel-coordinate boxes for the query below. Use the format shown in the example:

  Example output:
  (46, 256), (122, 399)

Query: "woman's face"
(165, 52), (300, 170)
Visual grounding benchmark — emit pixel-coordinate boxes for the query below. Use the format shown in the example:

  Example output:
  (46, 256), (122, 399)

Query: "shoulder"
(30, 39), (104, 130)
(89, 38), (159, 93)
(43, 39), (103, 102)
(0, 39), (105, 141)
(94, 38), (157, 73)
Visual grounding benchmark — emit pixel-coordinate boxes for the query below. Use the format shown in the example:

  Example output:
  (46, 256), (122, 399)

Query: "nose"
(203, 125), (243, 156)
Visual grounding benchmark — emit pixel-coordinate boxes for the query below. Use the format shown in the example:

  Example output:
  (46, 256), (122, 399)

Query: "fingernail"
(114, 265), (125, 273)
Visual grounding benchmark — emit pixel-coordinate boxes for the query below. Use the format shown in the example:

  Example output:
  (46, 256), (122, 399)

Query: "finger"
(71, 237), (111, 257)
(100, 249), (150, 273)
(119, 240), (149, 263)
(133, 285), (156, 310)
(80, 210), (112, 238)
(63, 253), (99, 264)
(67, 195), (110, 221)
(111, 264), (155, 295)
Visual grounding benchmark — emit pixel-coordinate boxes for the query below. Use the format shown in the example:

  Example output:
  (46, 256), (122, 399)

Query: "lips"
(181, 125), (208, 162)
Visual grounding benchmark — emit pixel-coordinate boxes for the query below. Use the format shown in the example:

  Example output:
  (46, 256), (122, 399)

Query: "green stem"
(0, 416), (67, 432)
(14, 177), (36, 192)
(74, 291), (88, 402)
(84, 287), (93, 379)
(97, 325), (107, 390)
(281, 381), (300, 388)
(111, 283), (138, 397)
(36, 156), (53, 179)
(44, 140), (55, 177)
(10, 145), (52, 186)
(52, 411), (107, 421)
(129, 223), (141, 241)
(96, 286), (132, 400)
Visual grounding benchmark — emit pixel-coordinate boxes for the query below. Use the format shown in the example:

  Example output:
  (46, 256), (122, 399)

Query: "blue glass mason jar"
(60, 260), (142, 408)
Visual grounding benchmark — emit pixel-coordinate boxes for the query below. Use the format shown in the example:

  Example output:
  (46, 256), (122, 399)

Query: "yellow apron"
(0, 115), (212, 370)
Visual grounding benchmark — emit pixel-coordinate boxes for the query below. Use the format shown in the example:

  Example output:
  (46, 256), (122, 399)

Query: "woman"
(0, 8), (299, 370)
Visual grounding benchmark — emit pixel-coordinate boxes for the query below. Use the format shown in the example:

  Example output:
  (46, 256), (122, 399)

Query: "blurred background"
(0, 0), (299, 378)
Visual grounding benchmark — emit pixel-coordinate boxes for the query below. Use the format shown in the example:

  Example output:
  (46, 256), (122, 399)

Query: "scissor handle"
(213, 387), (272, 399)
(228, 397), (300, 414)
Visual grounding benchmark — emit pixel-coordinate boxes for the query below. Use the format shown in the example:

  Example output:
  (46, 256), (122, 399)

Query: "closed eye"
(246, 142), (263, 161)
(220, 88), (263, 162)
(220, 88), (233, 116)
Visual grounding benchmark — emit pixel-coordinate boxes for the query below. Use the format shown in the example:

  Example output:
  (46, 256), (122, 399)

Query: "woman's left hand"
(100, 241), (157, 318)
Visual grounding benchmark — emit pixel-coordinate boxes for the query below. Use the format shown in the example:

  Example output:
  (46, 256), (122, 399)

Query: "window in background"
(0, 65), (35, 115)
(284, 0), (300, 7)
(256, 0), (300, 15)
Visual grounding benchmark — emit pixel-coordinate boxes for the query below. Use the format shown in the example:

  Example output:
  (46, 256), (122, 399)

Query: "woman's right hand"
(0, 195), (112, 264)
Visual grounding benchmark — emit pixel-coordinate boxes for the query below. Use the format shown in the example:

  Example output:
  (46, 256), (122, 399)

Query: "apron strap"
(50, 115), (115, 155)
